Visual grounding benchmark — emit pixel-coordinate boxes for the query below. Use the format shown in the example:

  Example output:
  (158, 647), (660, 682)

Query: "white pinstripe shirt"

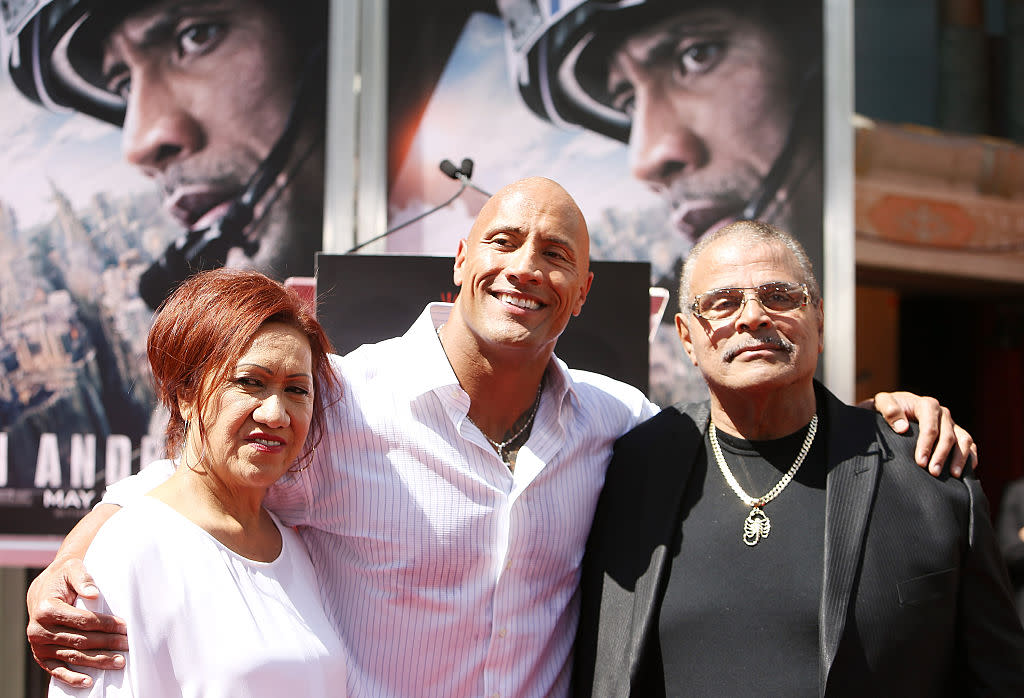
(268, 304), (656, 697)
(104, 304), (657, 697)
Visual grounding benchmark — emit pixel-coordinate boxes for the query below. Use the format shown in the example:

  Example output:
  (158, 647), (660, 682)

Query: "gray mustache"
(724, 336), (794, 361)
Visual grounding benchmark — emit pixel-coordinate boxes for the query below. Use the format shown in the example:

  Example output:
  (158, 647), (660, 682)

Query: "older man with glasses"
(572, 219), (1024, 697)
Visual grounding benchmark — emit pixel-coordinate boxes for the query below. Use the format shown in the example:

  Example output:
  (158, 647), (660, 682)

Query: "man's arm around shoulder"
(27, 504), (128, 687)
(26, 461), (176, 686)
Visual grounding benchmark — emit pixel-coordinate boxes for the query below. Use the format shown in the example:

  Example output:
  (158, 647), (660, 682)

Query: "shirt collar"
(544, 352), (582, 415)
(398, 303), (460, 400)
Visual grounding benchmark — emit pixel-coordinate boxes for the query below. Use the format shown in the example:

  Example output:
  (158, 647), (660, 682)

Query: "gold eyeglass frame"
(690, 282), (810, 321)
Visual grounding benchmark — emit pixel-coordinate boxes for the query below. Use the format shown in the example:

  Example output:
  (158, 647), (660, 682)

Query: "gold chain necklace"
(708, 414), (818, 546)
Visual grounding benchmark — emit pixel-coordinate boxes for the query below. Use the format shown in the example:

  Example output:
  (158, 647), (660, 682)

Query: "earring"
(288, 447), (316, 473)
(180, 419), (207, 474)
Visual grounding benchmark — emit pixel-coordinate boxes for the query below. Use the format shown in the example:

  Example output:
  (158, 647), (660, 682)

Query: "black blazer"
(997, 479), (1024, 624)
(572, 383), (1024, 697)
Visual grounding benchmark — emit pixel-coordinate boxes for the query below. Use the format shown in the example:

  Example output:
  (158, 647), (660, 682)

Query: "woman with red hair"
(50, 269), (347, 697)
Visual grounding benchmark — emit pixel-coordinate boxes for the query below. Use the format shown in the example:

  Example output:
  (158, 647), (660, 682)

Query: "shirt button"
(497, 627), (507, 638)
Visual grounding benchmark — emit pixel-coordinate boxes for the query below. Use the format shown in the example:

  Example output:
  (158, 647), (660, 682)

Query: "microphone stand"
(345, 158), (491, 254)
(346, 178), (469, 254)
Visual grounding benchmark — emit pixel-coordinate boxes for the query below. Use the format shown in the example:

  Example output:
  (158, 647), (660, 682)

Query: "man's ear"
(453, 239), (467, 287)
(571, 271), (595, 317)
(676, 313), (699, 367)
(815, 298), (824, 355)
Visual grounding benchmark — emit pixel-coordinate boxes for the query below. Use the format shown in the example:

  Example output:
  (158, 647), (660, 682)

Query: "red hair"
(147, 268), (338, 464)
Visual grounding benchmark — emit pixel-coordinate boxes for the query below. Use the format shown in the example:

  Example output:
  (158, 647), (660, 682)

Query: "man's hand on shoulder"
(863, 391), (976, 478)
(26, 555), (129, 687)
(26, 555), (128, 687)
(26, 503), (129, 687)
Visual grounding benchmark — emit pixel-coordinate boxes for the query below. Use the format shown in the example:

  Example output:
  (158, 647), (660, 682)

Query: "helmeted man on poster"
(3, 0), (328, 309)
(0, 0), (328, 488)
(498, 0), (823, 403)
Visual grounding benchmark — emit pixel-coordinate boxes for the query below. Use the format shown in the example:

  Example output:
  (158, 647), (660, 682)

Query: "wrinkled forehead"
(583, 1), (799, 85)
(694, 238), (801, 288)
(611, 5), (744, 55)
(106, 0), (176, 38)
(240, 321), (313, 364)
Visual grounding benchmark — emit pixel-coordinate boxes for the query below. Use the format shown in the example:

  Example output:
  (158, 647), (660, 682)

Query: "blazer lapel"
(589, 402), (710, 695)
(626, 402), (710, 636)
(818, 387), (885, 694)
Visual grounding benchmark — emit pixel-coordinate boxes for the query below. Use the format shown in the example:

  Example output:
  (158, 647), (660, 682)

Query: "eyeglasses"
(690, 281), (810, 321)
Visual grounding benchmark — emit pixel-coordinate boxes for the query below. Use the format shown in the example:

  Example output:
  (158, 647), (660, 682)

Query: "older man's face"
(606, 8), (803, 243)
(676, 236), (822, 396)
(102, 0), (323, 277)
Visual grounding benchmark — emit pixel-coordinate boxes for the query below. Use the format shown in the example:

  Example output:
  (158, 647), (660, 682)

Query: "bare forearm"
(57, 504), (118, 564)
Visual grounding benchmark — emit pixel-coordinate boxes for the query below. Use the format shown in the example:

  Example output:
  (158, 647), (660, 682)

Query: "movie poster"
(386, 0), (825, 408)
(0, 1), (329, 539)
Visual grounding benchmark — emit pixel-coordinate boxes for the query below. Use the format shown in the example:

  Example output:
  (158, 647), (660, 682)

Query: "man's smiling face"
(452, 177), (594, 358)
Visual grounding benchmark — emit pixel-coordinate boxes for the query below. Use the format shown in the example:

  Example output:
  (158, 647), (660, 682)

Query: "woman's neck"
(149, 467), (283, 562)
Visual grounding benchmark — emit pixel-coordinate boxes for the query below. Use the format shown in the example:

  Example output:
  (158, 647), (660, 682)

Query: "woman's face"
(184, 322), (314, 488)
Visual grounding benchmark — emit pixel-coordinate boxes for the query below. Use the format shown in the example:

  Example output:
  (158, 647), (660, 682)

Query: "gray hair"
(679, 220), (821, 313)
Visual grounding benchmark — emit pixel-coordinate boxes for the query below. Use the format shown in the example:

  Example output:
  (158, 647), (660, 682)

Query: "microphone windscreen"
(459, 158), (474, 179)
(439, 159), (460, 179)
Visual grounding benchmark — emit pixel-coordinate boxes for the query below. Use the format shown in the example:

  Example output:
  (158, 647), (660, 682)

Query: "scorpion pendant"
(743, 507), (770, 546)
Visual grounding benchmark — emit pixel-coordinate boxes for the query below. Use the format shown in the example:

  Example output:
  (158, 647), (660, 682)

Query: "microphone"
(137, 210), (256, 309)
(345, 158), (491, 254)
(438, 156), (491, 197)
(439, 158), (460, 179)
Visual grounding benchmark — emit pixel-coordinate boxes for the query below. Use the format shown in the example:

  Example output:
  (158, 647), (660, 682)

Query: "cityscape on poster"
(0, 74), (171, 533)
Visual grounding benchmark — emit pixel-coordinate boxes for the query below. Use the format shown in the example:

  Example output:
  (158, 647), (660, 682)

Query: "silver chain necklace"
(708, 414), (818, 546)
(467, 380), (543, 464)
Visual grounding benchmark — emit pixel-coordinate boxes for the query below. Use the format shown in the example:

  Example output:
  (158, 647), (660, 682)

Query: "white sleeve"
(641, 396), (661, 421)
(264, 462), (315, 527)
(100, 460), (176, 508)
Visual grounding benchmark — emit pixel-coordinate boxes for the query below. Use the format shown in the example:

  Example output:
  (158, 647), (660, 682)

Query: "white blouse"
(50, 490), (348, 697)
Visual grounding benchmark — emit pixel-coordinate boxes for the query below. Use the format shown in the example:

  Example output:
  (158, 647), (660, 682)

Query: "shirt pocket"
(897, 568), (957, 607)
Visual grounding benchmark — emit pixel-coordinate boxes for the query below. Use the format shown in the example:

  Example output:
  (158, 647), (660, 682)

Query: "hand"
(864, 391), (977, 478)
(1018, 526), (1024, 544)
(26, 557), (128, 687)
